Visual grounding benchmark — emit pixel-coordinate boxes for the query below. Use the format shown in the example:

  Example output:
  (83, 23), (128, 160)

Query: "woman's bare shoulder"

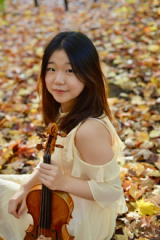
(75, 119), (114, 165)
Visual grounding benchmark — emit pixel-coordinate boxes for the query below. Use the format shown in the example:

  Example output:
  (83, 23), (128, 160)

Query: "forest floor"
(0, 0), (160, 239)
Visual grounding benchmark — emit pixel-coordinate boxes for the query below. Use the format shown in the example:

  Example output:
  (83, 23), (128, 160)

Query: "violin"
(24, 123), (74, 240)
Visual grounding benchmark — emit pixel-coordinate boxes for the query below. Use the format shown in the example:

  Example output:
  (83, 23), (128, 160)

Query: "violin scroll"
(36, 123), (67, 154)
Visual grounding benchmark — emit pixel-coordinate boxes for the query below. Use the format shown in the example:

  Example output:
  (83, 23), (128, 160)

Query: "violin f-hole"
(51, 229), (58, 240)
(31, 225), (39, 239)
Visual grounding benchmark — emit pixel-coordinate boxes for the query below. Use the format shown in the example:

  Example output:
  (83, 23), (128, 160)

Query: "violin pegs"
(36, 143), (45, 150)
(55, 144), (64, 148)
(39, 133), (47, 139)
(57, 132), (67, 137)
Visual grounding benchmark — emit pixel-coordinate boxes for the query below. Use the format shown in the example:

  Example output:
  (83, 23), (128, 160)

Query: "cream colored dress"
(0, 115), (128, 240)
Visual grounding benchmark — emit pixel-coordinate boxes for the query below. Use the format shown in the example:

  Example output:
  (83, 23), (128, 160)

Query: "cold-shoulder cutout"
(74, 118), (114, 166)
(63, 115), (126, 183)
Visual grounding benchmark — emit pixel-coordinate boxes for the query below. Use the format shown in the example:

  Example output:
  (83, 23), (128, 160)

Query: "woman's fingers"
(12, 210), (20, 219)
(18, 200), (26, 216)
(39, 172), (51, 181)
(39, 163), (58, 176)
(39, 177), (50, 188)
(39, 166), (51, 175)
(51, 160), (58, 166)
(8, 200), (21, 219)
(39, 161), (63, 190)
(40, 161), (58, 169)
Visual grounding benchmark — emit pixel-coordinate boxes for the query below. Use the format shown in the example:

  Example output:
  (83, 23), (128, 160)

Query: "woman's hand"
(8, 186), (28, 219)
(39, 160), (65, 191)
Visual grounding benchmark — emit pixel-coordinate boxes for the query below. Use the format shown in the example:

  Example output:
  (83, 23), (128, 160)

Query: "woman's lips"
(54, 89), (67, 94)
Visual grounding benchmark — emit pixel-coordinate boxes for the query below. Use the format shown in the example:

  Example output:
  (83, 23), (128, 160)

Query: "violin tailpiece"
(37, 235), (52, 240)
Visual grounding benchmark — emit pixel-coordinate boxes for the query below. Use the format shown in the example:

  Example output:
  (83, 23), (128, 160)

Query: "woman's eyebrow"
(47, 61), (71, 65)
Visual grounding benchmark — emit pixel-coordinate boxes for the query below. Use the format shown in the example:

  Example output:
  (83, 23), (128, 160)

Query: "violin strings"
(39, 149), (48, 236)
(39, 136), (53, 238)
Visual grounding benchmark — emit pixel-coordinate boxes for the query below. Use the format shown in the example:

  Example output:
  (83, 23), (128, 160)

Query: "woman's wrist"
(60, 175), (72, 192)
(20, 169), (41, 192)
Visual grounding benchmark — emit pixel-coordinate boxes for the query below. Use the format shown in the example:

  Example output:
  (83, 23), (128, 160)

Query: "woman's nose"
(54, 71), (65, 85)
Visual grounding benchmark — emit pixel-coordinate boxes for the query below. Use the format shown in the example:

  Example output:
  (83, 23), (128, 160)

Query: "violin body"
(24, 185), (74, 240)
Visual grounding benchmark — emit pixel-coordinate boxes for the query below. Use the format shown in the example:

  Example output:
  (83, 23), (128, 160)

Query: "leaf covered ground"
(0, 0), (160, 239)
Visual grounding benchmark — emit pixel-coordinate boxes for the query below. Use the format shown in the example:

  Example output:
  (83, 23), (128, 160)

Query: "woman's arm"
(39, 163), (94, 200)
(8, 168), (42, 218)
(21, 168), (42, 191)
(39, 119), (114, 200)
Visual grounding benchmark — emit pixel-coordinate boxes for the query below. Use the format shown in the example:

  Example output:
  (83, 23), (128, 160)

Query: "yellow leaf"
(146, 169), (160, 177)
(25, 10), (32, 15)
(136, 164), (145, 176)
(151, 114), (160, 121)
(0, 90), (3, 98)
(101, 3), (107, 9)
(150, 26), (158, 31)
(115, 227), (133, 240)
(113, 36), (124, 45)
(35, 47), (44, 58)
(108, 98), (119, 106)
(32, 64), (40, 72)
(30, 109), (38, 113)
(136, 198), (156, 216)
(150, 77), (159, 86)
(131, 96), (145, 105)
(17, 88), (31, 96)
(147, 45), (160, 52)
(129, 184), (139, 200)
(136, 132), (149, 142)
(0, 20), (9, 27)
(149, 130), (160, 138)
(120, 170), (126, 183)
(137, 105), (149, 112)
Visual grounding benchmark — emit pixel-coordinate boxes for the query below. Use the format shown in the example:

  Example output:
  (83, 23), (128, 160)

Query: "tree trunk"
(64, 0), (68, 11)
(34, 0), (38, 7)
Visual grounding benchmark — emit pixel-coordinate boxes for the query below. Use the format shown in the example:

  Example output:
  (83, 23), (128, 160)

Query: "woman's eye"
(47, 68), (55, 72)
(67, 69), (73, 73)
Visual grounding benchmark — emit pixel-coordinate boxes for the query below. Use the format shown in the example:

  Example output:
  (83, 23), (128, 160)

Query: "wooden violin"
(24, 123), (74, 240)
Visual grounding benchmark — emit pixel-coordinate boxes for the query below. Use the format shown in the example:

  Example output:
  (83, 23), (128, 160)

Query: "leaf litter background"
(0, 0), (160, 239)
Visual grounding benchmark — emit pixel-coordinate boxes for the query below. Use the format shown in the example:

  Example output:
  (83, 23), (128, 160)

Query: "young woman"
(0, 31), (128, 240)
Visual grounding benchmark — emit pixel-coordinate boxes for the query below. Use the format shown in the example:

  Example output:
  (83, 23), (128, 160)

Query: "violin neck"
(39, 135), (52, 229)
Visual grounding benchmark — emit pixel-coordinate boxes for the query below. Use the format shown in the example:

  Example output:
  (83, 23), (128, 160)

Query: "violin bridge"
(37, 235), (52, 240)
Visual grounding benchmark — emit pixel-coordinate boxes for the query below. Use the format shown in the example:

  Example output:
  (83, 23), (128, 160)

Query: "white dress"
(0, 114), (128, 240)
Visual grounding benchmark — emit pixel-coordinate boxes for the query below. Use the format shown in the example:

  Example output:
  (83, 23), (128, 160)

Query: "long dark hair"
(38, 31), (112, 134)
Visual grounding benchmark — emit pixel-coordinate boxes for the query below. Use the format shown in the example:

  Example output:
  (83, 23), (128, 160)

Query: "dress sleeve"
(65, 119), (128, 214)
(73, 148), (128, 213)
(88, 177), (128, 214)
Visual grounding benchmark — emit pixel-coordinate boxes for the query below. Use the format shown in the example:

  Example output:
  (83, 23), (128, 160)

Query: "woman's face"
(45, 49), (84, 113)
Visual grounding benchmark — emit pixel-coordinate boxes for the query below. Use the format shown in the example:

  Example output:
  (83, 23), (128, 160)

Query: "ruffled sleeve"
(88, 177), (128, 214)
(72, 147), (127, 213)
(64, 116), (128, 214)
